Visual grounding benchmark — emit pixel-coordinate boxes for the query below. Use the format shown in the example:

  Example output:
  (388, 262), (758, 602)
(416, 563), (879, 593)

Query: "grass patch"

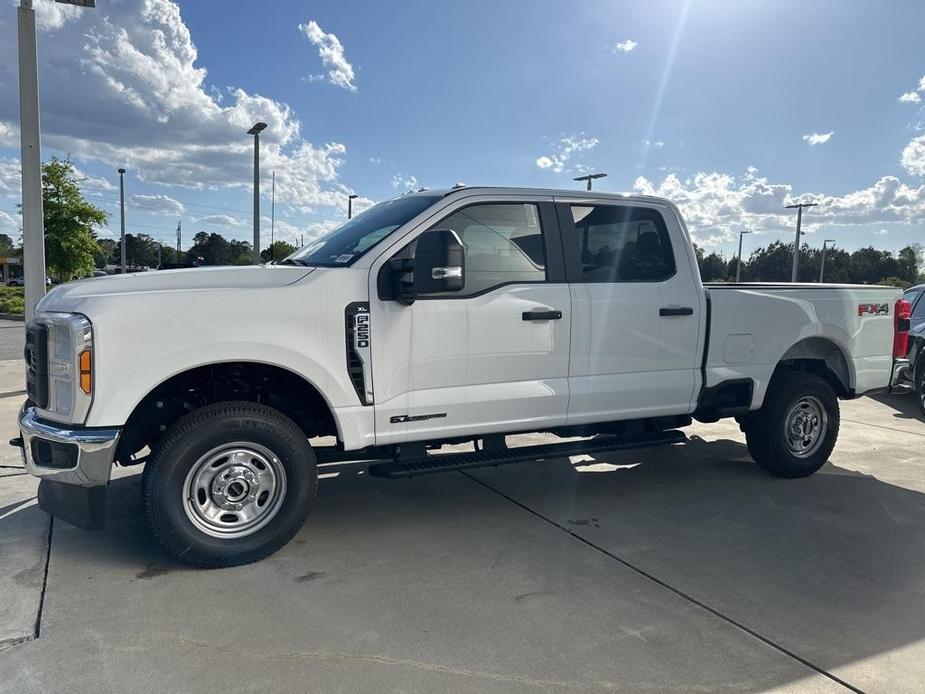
(0, 286), (25, 315)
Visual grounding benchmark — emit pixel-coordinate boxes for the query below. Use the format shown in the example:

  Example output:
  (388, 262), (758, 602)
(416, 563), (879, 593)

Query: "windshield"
(285, 195), (441, 267)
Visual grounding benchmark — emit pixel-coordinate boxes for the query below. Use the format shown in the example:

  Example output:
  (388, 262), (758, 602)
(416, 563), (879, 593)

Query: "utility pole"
(270, 171), (275, 262)
(348, 193), (358, 219)
(819, 239), (836, 282)
(176, 220), (181, 255)
(300, 233), (303, 247)
(157, 243), (162, 269)
(785, 202), (818, 282)
(735, 229), (752, 283)
(573, 173), (607, 191)
(118, 168), (127, 273)
(18, 0), (96, 317)
(18, 0), (45, 318)
(247, 122), (267, 264)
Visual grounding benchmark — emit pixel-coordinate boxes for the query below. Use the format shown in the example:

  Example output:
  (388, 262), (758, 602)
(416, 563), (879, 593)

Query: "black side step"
(367, 430), (686, 479)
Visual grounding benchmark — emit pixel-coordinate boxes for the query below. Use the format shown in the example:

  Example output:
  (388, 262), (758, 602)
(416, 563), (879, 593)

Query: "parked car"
(899, 284), (925, 414)
(7, 276), (52, 287)
(13, 186), (911, 568)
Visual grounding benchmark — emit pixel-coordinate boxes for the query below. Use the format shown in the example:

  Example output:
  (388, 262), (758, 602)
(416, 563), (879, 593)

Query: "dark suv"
(902, 284), (925, 414)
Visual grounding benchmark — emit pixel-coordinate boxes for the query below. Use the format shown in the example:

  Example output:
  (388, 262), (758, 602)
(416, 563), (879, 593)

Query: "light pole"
(18, 0), (96, 316)
(573, 173), (607, 191)
(269, 171), (275, 262)
(247, 122), (267, 264)
(785, 201), (818, 282)
(819, 239), (836, 283)
(118, 168), (127, 273)
(735, 229), (752, 283)
(347, 193), (358, 219)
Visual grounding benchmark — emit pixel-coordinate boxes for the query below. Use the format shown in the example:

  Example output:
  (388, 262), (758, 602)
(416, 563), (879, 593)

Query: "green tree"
(897, 244), (922, 283)
(0, 233), (15, 257)
(260, 240), (296, 263)
(699, 251), (728, 281)
(38, 158), (105, 280)
(114, 233), (161, 269)
(94, 238), (117, 268)
(744, 240), (793, 281)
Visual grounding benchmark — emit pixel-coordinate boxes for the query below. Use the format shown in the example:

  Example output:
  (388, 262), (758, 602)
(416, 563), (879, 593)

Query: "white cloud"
(194, 214), (247, 227)
(612, 40), (637, 53)
(0, 210), (18, 232)
(899, 91), (922, 103)
(299, 20), (357, 92)
(369, 157), (381, 165)
(875, 228), (888, 235)
(391, 174), (419, 191)
(130, 193), (186, 216)
(802, 131), (834, 146)
(535, 134), (600, 174)
(902, 135), (925, 176)
(633, 168), (925, 246)
(0, 1), (352, 215)
(0, 157), (20, 197)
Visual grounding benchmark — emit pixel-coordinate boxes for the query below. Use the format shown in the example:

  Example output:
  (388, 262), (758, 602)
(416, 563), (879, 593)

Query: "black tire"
(142, 401), (317, 568)
(744, 371), (840, 478)
(915, 358), (925, 418)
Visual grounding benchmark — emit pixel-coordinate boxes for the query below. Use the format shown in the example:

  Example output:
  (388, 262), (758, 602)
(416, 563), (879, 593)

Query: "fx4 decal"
(857, 303), (889, 317)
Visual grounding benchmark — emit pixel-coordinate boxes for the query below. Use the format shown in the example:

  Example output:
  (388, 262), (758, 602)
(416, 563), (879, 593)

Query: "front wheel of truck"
(142, 401), (317, 568)
(744, 371), (840, 478)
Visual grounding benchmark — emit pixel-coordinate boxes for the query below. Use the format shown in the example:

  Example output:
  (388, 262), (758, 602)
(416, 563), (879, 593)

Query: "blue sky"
(0, 0), (924, 258)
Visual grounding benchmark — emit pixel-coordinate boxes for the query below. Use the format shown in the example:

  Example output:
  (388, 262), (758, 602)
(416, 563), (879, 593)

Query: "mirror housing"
(413, 228), (465, 295)
(381, 228), (465, 305)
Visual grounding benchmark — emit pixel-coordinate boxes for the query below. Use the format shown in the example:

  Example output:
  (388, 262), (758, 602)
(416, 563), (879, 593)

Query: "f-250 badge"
(857, 303), (889, 316)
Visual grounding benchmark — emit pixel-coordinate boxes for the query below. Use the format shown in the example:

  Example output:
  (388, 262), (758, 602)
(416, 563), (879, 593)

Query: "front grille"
(25, 323), (49, 408)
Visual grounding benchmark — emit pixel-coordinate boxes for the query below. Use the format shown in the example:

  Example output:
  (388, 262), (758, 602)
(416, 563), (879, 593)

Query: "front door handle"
(659, 307), (694, 317)
(522, 309), (563, 321)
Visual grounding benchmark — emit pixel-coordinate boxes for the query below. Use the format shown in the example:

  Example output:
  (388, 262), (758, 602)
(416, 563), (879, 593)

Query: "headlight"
(40, 313), (93, 423)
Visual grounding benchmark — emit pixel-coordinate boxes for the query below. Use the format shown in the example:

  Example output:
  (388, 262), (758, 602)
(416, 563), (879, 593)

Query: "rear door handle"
(522, 309), (563, 321)
(659, 307), (694, 317)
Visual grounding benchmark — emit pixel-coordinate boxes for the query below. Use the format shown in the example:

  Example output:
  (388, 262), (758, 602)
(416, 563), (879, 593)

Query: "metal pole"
(819, 240), (835, 283)
(252, 133), (260, 263)
(157, 243), (161, 269)
(270, 171), (275, 261)
(18, 0), (46, 318)
(118, 168), (126, 273)
(736, 230), (750, 283)
(348, 196), (353, 218)
(791, 205), (802, 282)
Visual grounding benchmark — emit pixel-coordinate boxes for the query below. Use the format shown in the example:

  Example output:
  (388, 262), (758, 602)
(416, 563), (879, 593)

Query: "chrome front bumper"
(19, 406), (120, 487)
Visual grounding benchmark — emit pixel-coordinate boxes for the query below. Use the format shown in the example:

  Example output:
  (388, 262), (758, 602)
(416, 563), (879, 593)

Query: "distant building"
(0, 256), (22, 283)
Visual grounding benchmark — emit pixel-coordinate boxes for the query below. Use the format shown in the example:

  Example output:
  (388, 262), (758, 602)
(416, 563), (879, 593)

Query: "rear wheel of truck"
(142, 401), (317, 568)
(744, 371), (840, 478)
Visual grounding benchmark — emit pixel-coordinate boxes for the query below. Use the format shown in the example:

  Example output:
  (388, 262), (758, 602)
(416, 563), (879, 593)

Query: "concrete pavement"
(0, 320), (24, 363)
(1, 357), (923, 692)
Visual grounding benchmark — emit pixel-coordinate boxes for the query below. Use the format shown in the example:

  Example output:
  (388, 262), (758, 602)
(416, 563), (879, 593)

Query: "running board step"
(367, 429), (686, 479)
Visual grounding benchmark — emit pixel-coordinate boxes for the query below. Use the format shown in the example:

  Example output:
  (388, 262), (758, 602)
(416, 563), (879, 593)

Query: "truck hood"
(37, 265), (314, 310)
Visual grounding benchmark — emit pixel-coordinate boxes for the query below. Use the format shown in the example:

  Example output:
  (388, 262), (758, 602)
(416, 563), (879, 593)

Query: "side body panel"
(557, 199), (708, 423)
(705, 284), (902, 407)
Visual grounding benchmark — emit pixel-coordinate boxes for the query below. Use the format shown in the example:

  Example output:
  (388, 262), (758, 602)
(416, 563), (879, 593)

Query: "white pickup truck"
(15, 187), (912, 567)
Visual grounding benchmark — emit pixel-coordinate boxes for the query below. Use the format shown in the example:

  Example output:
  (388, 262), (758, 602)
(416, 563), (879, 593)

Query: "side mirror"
(380, 228), (465, 305)
(413, 228), (465, 295)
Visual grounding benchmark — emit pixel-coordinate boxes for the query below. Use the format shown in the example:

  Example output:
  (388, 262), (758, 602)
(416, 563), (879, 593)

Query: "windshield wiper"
(277, 257), (306, 266)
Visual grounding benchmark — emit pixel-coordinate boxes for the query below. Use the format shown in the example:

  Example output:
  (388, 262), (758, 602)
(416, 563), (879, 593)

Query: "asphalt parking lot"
(1, 358), (923, 693)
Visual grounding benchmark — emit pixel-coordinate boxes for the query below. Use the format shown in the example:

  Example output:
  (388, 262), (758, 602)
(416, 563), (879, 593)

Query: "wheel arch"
(115, 361), (341, 464)
(772, 336), (853, 399)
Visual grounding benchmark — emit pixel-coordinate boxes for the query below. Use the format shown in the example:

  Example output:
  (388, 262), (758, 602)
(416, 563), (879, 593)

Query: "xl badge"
(857, 303), (889, 316)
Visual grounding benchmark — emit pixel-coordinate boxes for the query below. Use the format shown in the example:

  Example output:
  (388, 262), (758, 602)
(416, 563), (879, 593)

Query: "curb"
(0, 314), (24, 321)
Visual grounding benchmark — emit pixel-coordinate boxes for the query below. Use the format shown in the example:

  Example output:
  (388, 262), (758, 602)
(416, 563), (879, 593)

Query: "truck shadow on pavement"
(5, 435), (925, 689)
(869, 392), (924, 422)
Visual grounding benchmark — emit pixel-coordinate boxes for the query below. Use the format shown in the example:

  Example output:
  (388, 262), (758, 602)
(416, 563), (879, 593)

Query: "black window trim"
(378, 200), (567, 301)
(555, 201), (679, 284)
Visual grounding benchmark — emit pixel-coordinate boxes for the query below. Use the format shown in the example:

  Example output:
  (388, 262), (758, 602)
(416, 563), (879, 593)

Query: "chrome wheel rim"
(784, 396), (828, 459)
(918, 369), (925, 410)
(182, 442), (287, 539)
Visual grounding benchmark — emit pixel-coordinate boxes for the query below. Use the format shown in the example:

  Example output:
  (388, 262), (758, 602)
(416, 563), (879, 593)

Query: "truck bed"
(703, 283), (901, 408)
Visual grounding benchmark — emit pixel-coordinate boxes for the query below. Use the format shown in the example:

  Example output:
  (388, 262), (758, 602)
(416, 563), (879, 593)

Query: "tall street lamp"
(118, 168), (127, 273)
(247, 121), (267, 264)
(574, 173), (607, 191)
(347, 193), (358, 219)
(18, 0), (96, 317)
(735, 229), (752, 283)
(819, 239), (836, 283)
(785, 201), (818, 282)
